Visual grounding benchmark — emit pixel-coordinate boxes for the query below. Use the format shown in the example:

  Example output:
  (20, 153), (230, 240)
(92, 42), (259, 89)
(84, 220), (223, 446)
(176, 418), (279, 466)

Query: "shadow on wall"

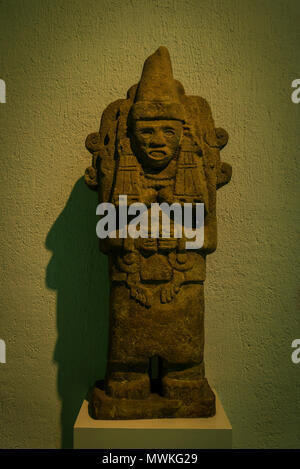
(45, 177), (109, 449)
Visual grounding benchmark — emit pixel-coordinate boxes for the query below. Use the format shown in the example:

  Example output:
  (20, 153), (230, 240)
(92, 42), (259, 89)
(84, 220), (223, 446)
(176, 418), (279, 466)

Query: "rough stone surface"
(85, 46), (231, 419)
(92, 378), (215, 419)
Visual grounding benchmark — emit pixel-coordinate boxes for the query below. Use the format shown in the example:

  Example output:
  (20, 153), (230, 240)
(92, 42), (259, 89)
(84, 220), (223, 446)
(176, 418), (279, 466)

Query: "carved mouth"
(149, 150), (167, 158)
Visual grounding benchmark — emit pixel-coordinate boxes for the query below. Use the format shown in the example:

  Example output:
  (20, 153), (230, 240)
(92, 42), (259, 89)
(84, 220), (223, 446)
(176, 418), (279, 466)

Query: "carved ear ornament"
(85, 132), (101, 153)
(216, 162), (232, 189)
(84, 165), (98, 190)
(204, 127), (229, 149)
(84, 132), (102, 189)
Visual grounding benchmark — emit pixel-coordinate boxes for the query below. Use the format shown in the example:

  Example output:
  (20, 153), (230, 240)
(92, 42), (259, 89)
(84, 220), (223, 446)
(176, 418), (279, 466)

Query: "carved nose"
(149, 132), (166, 147)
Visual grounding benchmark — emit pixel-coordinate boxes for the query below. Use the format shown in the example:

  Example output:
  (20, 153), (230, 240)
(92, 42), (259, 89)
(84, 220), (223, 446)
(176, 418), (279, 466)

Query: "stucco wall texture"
(0, 0), (299, 449)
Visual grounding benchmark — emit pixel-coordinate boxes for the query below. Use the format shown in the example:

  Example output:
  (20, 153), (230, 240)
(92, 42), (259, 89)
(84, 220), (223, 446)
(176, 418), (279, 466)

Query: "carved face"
(133, 120), (182, 169)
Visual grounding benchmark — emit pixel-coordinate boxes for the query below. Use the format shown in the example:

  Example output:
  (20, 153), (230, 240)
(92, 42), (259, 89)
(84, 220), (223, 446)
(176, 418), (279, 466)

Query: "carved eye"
(139, 128), (153, 136)
(163, 128), (175, 136)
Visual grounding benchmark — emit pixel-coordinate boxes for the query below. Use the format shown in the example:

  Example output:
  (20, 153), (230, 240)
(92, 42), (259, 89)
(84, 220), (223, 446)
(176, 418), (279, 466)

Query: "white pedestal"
(74, 390), (232, 449)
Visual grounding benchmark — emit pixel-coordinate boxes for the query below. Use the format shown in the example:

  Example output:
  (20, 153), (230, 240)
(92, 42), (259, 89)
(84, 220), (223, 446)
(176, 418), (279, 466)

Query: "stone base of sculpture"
(91, 379), (215, 419)
(74, 393), (232, 449)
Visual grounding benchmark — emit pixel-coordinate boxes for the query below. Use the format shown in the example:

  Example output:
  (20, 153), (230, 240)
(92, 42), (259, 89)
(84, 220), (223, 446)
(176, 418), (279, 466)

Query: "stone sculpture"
(85, 47), (232, 419)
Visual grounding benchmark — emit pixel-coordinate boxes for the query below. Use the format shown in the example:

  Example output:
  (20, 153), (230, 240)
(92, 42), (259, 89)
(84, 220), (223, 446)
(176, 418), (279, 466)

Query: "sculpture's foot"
(91, 387), (180, 419)
(162, 376), (215, 418)
(91, 378), (215, 419)
(106, 372), (150, 399)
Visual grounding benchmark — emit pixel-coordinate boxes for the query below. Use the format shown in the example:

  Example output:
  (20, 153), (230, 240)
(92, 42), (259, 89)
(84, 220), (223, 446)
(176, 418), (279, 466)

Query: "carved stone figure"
(85, 47), (231, 419)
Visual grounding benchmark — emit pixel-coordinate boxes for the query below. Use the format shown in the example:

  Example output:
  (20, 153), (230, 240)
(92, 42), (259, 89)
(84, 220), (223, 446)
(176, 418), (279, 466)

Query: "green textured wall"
(0, 0), (299, 448)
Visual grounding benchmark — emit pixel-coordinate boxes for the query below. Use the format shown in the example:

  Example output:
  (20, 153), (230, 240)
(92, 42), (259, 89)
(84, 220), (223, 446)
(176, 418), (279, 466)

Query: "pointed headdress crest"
(130, 46), (185, 122)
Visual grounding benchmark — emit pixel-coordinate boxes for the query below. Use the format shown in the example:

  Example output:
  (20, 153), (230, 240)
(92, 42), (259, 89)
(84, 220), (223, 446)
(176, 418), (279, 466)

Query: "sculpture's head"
(129, 46), (185, 170)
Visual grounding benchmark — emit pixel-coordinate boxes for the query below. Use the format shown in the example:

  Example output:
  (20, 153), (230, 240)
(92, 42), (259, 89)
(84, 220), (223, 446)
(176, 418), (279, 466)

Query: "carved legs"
(161, 363), (215, 417)
(106, 371), (150, 399)
(91, 282), (215, 419)
(92, 361), (215, 419)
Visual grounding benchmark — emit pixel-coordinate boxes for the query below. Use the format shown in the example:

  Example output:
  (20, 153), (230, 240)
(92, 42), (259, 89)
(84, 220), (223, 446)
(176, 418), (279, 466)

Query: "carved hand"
(135, 237), (157, 254)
